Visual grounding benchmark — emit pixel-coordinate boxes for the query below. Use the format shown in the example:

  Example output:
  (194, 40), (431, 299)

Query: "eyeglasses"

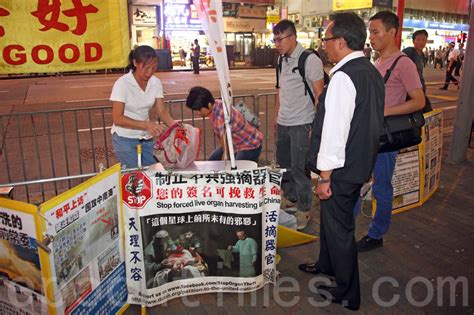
(321, 36), (340, 42)
(272, 34), (293, 44)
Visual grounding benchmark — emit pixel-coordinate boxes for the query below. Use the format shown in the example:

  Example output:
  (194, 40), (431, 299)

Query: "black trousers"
(454, 61), (462, 76)
(318, 180), (362, 309)
(443, 62), (459, 88)
(192, 57), (200, 74)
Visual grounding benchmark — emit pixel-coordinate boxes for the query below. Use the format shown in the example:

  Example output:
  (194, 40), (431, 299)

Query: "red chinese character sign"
(123, 167), (282, 306)
(122, 172), (153, 209)
(0, 1), (129, 74)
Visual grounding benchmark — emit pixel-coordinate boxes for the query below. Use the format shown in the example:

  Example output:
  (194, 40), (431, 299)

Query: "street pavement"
(1, 66), (473, 312)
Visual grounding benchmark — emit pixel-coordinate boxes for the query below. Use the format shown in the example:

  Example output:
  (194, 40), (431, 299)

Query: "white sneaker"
(294, 211), (311, 230)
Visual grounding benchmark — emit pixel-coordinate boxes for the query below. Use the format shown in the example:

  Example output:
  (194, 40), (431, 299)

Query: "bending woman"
(110, 45), (175, 168)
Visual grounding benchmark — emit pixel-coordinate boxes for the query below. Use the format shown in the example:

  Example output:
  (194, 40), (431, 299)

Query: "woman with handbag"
(110, 45), (176, 168)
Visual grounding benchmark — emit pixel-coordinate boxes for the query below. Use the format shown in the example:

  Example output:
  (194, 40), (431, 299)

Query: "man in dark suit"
(299, 12), (385, 310)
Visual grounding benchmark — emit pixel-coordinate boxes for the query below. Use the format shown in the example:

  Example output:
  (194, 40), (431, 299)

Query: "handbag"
(379, 55), (425, 153)
(153, 122), (201, 169)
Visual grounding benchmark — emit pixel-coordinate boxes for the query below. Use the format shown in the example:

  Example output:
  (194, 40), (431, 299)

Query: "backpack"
(153, 122), (201, 169)
(401, 49), (433, 113)
(234, 100), (260, 128)
(275, 49), (330, 104)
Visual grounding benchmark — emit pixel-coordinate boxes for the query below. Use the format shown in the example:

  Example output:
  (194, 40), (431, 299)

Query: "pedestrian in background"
(110, 45), (176, 168)
(363, 43), (372, 60)
(434, 46), (443, 69)
(299, 12), (385, 311)
(192, 39), (201, 74)
(454, 42), (464, 77)
(440, 42), (459, 90)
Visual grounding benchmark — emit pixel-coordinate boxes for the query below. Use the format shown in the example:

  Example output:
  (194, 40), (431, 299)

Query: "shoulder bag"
(379, 55), (425, 153)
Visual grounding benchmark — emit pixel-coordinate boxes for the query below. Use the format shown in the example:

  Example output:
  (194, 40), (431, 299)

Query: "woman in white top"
(110, 45), (175, 168)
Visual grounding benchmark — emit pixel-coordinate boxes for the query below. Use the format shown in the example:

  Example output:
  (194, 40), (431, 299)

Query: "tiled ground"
(124, 136), (474, 314)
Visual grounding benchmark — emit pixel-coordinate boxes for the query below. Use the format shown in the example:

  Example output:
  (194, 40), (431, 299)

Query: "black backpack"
(275, 49), (330, 104)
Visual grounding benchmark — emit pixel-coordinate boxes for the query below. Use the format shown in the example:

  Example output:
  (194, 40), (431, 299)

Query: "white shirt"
(110, 71), (164, 139)
(317, 51), (365, 171)
(448, 48), (460, 61)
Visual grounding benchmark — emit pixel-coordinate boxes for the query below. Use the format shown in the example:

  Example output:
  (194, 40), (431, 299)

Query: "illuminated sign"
(163, 0), (202, 30)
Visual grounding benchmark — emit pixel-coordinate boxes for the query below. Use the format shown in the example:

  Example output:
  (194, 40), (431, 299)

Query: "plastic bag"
(154, 122), (201, 169)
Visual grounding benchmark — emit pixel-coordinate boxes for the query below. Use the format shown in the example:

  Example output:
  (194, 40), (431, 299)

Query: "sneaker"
(439, 86), (448, 90)
(283, 206), (298, 214)
(357, 235), (383, 252)
(294, 211), (311, 230)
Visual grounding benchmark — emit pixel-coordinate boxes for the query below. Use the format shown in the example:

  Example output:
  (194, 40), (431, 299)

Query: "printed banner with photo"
(391, 145), (422, 212)
(123, 167), (281, 306)
(421, 110), (443, 201)
(39, 164), (127, 315)
(0, 199), (47, 315)
(0, 1), (130, 74)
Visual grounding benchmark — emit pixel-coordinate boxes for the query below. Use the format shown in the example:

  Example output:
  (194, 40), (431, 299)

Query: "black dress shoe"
(439, 86), (448, 90)
(316, 285), (360, 311)
(298, 262), (334, 276)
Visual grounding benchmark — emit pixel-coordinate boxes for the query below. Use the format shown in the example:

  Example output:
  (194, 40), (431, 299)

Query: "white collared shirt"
(110, 71), (164, 139)
(317, 51), (365, 171)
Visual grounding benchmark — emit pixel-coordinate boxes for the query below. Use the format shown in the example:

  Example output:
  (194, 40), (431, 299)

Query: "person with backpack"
(403, 29), (432, 112)
(185, 86), (263, 163)
(273, 19), (325, 230)
(355, 11), (425, 252)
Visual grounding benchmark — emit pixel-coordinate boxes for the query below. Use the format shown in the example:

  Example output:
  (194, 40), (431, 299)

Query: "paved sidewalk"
(124, 128), (474, 314)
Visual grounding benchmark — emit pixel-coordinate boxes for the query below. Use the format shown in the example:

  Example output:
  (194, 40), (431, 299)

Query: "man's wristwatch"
(317, 175), (330, 184)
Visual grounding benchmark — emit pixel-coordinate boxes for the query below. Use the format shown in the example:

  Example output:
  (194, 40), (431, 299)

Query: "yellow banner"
(0, 0), (130, 74)
(332, 0), (373, 11)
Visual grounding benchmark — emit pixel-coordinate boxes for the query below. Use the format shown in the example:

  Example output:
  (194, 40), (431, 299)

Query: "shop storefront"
(130, 5), (161, 49)
(223, 17), (267, 65)
(129, 0), (273, 68)
(401, 19), (469, 49)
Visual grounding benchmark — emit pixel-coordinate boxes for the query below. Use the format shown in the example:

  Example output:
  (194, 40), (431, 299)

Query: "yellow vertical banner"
(39, 164), (128, 315)
(0, 198), (48, 314)
(420, 110), (443, 202)
(0, 0), (130, 74)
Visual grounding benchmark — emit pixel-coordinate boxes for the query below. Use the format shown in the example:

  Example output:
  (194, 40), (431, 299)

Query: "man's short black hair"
(370, 10), (399, 35)
(186, 86), (215, 111)
(273, 19), (296, 36)
(412, 29), (428, 41)
(330, 12), (367, 51)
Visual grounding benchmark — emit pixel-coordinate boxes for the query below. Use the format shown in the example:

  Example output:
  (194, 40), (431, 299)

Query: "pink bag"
(153, 122), (201, 169)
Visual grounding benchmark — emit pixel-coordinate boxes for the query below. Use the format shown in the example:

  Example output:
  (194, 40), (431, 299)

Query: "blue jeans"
(112, 133), (156, 168)
(353, 151), (398, 239)
(276, 123), (312, 212)
(208, 145), (262, 163)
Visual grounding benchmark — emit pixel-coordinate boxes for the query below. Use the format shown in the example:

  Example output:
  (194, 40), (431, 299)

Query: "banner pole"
(193, 0), (237, 169)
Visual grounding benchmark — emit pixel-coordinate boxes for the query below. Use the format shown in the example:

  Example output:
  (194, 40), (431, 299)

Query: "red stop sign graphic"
(122, 171), (152, 209)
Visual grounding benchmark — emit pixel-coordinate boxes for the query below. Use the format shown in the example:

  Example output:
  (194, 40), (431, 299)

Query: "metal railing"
(0, 93), (277, 203)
